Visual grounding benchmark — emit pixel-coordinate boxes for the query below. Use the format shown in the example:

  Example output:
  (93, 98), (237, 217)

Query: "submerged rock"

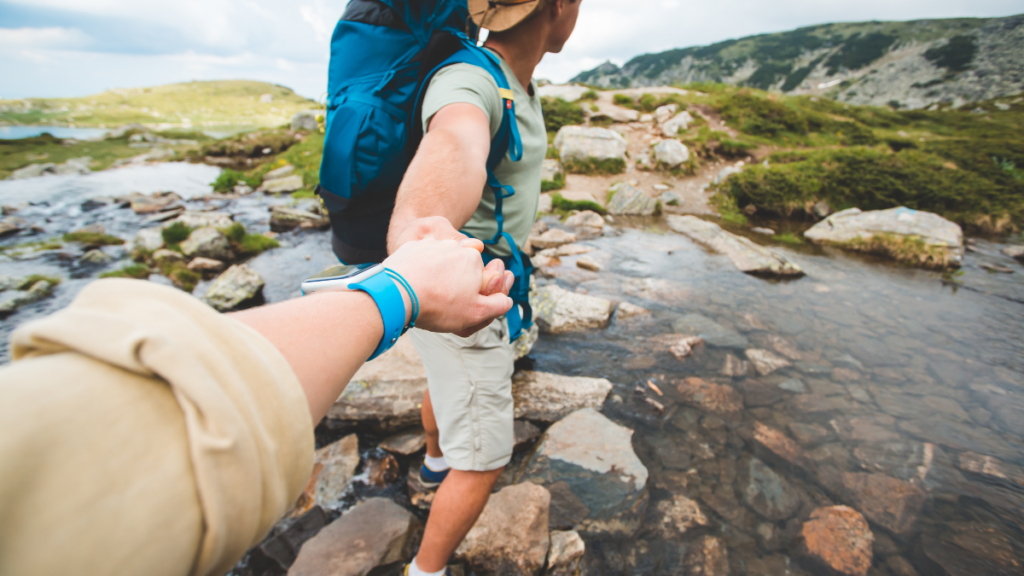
(739, 458), (801, 521)
(753, 422), (815, 474)
(670, 336), (704, 360)
(455, 483), (551, 576)
(821, 470), (927, 536)
(531, 284), (613, 334)
(547, 530), (586, 576)
(0, 215), (26, 237)
(682, 535), (729, 576)
(516, 408), (648, 536)
(675, 377), (743, 414)
(0, 280), (55, 317)
(655, 494), (709, 537)
(745, 348), (793, 376)
(288, 498), (421, 576)
(797, 506), (874, 576)
(615, 301), (649, 320)
(328, 337), (427, 432)
(203, 264), (264, 311)
(722, 354), (749, 377)
(512, 371), (612, 422)
(667, 215), (803, 277)
(607, 183), (658, 216)
(672, 313), (748, 348)
(803, 207), (964, 268)
(918, 521), (1022, 576)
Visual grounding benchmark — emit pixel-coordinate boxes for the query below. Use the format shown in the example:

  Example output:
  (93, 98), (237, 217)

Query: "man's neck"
(483, 33), (545, 93)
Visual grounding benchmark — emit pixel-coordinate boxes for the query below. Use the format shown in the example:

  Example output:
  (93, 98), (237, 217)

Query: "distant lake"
(0, 126), (111, 140)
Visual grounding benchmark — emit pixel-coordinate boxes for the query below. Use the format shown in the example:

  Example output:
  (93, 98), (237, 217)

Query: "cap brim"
(469, 0), (543, 32)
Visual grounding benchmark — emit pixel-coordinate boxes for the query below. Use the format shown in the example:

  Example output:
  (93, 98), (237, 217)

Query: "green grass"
(541, 172), (565, 192)
(63, 231), (125, 246)
(162, 222), (193, 245)
(220, 222), (280, 257)
(580, 90), (599, 101)
(562, 157), (626, 175)
(710, 193), (749, 225)
(541, 97), (584, 133)
(773, 233), (803, 245)
(100, 264), (151, 280)
(212, 169), (262, 193)
(551, 192), (606, 215)
(0, 239), (63, 254)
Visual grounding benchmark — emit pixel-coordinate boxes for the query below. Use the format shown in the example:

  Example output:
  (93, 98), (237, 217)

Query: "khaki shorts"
(409, 318), (514, 472)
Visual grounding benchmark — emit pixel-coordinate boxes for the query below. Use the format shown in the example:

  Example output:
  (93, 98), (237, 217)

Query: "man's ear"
(549, 0), (564, 19)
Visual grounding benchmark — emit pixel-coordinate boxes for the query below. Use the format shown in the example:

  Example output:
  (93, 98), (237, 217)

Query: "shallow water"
(0, 126), (110, 140)
(2, 163), (1024, 574)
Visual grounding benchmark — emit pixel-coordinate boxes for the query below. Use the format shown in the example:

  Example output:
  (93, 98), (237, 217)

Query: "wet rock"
(187, 257), (226, 273)
(669, 336), (704, 360)
(980, 263), (1014, 273)
(9, 162), (57, 180)
(541, 158), (565, 186)
(676, 377), (743, 413)
(607, 183), (658, 215)
(328, 337), (427, 432)
(661, 111), (694, 138)
(290, 434), (360, 516)
(821, 470), (927, 536)
(834, 417), (899, 443)
(512, 370), (612, 422)
(152, 248), (185, 265)
(1002, 245), (1024, 262)
(0, 280), (55, 317)
(167, 210), (234, 229)
(203, 264), (265, 311)
(917, 522), (1021, 576)
(667, 215), (803, 276)
(514, 420), (542, 449)
(740, 380), (787, 407)
(803, 207), (963, 268)
(516, 408), (648, 536)
(885, 556), (919, 576)
(181, 227), (234, 261)
(261, 174), (305, 194)
(270, 206), (330, 231)
(531, 284), (613, 334)
(512, 323), (539, 360)
(793, 394), (858, 413)
(129, 227), (164, 253)
(897, 417), (1022, 461)
(547, 481), (591, 530)
(957, 451), (1024, 487)
(251, 507), (326, 573)
(454, 483), (551, 576)
(575, 256), (601, 272)
(80, 249), (112, 264)
(288, 498), (421, 576)
(745, 349), (792, 376)
(530, 228), (578, 249)
(652, 139), (690, 169)
(564, 210), (605, 230)
(364, 453), (399, 488)
(789, 422), (829, 445)
(615, 301), (648, 320)
(553, 126), (627, 172)
(379, 427), (426, 456)
(753, 422), (815, 474)
(722, 354), (749, 377)
(547, 530), (586, 576)
(797, 506), (874, 576)
(672, 313), (748, 348)
(740, 457), (802, 521)
(130, 191), (182, 214)
(655, 494), (709, 537)
(682, 535), (729, 576)
(778, 378), (807, 393)
(0, 215), (26, 237)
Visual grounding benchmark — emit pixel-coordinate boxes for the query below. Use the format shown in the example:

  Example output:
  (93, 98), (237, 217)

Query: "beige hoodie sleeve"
(0, 279), (315, 576)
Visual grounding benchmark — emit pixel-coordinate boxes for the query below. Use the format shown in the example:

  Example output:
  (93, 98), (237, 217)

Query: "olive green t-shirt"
(421, 52), (546, 257)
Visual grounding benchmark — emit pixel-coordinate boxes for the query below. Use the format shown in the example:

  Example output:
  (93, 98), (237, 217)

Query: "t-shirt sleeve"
(421, 63), (504, 138)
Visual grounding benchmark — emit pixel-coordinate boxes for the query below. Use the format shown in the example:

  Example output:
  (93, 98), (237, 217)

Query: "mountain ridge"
(572, 14), (1024, 110)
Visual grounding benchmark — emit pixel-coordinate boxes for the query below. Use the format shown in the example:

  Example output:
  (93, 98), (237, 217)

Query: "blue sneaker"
(418, 463), (450, 489)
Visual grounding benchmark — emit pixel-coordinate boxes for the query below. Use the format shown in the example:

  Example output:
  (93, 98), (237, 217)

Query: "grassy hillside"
(0, 80), (316, 130)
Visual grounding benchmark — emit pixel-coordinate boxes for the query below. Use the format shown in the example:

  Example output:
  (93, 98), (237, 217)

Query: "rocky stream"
(2, 160), (1024, 576)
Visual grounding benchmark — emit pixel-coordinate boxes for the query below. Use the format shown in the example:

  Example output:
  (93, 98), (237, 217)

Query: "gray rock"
(682, 535), (729, 576)
(564, 210), (604, 229)
(530, 284), (613, 334)
(291, 110), (320, 131)
(661, 111), (694, 137)
(745, 349), (792, 376)
(514, 420), (542, 449)
(671, 313), (748, 348)
(181, 227), (234, 261)
(530, 228), (577, 249)
(576, 255), (601, 272)
(537, 193), (552, 214)
(290, 434), (361, 516)
(516, 408), (648, 536)
(0, 216), (26, 237)
(379, 427), (426, 456)
(264, 165), (295, 180)
(80, 249), (111, 264)
(454, 483), (551, 576)
(328, 337), (427, 431)
(541, 158), (565, 185)
(9, 163), (57, 180)
(1002, 245), (1024, 262)
(165, 211), (233, 230)
(130, 191), (182, 214)
(553, 126), (627, 169)
(713, 163), (744, 185)
(740, 458), (801, 521)
(0, 280), (55, 316)
(53, 157), (92, 176)
(261, 174), (305, 194)
(590, 105), (640, 124)
(537, 84), (591, 102)
(803, 207), (964, 268)
(812, 200), (832, 218)
(778, 378), (807, 393)
(751, 227), (775, 235)
(152, 248), (185, 264)
(652, 139), (690, 168)
(187, 257), (226, 273)
(616, 301), (649, 320)
(653, 104), (678, 125)
(270, 206), (330, 231)
(512, 323), (539, 360)
(203, 264), (265, 311)
(667, 215), (804, 276)
(547, 530), (586, 576)
(288, 498), (421, 576)
(607, 183), (658, 215)
(129, 227), (164, 253)
(512, 370), (612, 422)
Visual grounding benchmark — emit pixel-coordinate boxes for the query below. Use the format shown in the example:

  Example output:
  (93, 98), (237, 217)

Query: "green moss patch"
(16, 274), (62, 290)
(100, 264), (151, 280)
(63, 231), (125, 246)
(220, 222), (280, 257)
(541, 97), (584, 133)
(541, 173), (565, 192)
(844, 233), (955, 269)
(563, 157), (626, 175)
(772, 233), (803, 245)
(551, 193), (606, 216)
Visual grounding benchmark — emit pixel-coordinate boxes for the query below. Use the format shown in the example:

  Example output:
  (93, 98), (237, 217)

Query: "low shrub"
(541, 172), (565, 192)
(541, 97), (584, 133)
(562, 157), (626, 175)
(580, 89), (599, 101)
(613, 94), (637, 109)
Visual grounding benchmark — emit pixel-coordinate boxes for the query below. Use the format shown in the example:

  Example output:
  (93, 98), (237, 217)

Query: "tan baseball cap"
(468, 0), (548, 32)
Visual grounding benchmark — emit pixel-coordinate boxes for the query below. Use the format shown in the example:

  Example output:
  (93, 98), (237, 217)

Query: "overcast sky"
(1, 0), (1021, 100)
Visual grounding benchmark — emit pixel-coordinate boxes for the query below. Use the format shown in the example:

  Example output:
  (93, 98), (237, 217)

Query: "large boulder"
(667, 215), (803, 277)
(291, 110), (320, 131)
(797, 506), (874, 576)
(454, 483), (551, 576)
(512, 371), (612, 422)
(652, 139), (690, 169)
(181, 227), (234, 261)
(803, 207), (964, 268)
(203, 264), (265, 311)
(270, 206), (331, 232)
(661, 111), (694, 137)
(607, 183), (658, 216)
(290, 434), (360, 516)
(553, 126), (627, 174)
(328, 337), (427, 432)
(516, 408), (649, 536)
(288, 498), (421, 576)
(530, 284), (613, 334)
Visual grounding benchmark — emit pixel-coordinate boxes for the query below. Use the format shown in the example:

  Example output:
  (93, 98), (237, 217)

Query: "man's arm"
(386, 103), (492, 253)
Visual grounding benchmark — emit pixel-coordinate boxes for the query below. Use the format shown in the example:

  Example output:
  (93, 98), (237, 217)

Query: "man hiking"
(384, 1), (582, 574)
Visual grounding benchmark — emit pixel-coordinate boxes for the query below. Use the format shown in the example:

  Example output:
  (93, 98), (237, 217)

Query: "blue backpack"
(316, 0), (533, 340)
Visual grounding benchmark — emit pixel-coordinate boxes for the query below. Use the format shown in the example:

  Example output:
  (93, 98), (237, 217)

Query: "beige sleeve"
(0, 279), (315, 576)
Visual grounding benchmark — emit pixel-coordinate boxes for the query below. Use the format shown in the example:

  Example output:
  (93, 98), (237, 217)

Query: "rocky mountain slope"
(573, 14), (1024, 110)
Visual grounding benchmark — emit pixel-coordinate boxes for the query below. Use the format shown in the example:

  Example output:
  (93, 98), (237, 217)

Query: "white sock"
(409, 557), (446, 576)
(423, 454), (449, 472)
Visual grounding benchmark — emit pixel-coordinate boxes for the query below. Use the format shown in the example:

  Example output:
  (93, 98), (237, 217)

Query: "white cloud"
(0, 27), (93, 50)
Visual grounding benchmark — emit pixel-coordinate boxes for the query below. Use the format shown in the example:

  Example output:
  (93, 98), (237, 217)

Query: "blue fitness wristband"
(349, 271), (407, 361)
